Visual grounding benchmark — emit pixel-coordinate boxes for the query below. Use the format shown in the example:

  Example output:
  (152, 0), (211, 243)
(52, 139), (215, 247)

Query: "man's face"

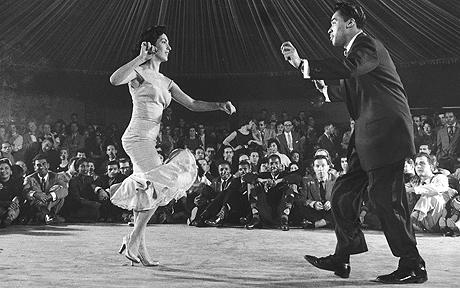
(0, 163), (12, 182)
(195, 148), (205, 160)
(198, 159), (209, 173)
(76, 152), (86, 158)
(34, 159), (49, 176)
(413, 116), (421, 127)
(107, 164), (119, 178)
(438, 113), (446, 125)
(291, 152), (300, 163)
(205, 147), (215, 158)
(41, 140), (53, 152)
(268, 142), (278, 153)
(276, 123), (284, 134)
(328, 11), (350, 47)
(289, 163), (299, 172)
(189, 128), (196, 137)
(340, 157), (348, 172)
(415, 156), (433, 177)
(16, 161), (27, 174)
(106, 145), (117, 157)
(268, 157), (281, 173)
(218, 164), (231, 181)
(404, 160), (415, 174)
(423, 123), (431, 134)
(258, 121), (266, 131)
(28, 121), (37, 132)
(313, 159), (330, 180)
(60, 149), (68, 160)
(419, 145), (431, 155)
(43, 124), (51, 134)
(223, 148), (233, 161)
(238, 164), (250, 177)
(119, 162), (132, 176)
(78, 161), (89, 175)
(446, 112), (456, 126)
(88, 162), (95, 176)
(283, 121), (293, 132)
(198, 124), (205, 135)
(70, 123), (79, 133)
(249, 152), (259, 164)
(1, 143), (12, 154)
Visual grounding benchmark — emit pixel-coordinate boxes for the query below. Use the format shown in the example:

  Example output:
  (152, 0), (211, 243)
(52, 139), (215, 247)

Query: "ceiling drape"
(1, 0), (459, 77)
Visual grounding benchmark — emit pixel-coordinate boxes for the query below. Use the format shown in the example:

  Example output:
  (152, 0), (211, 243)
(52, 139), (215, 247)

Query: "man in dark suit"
(281, 1), (426, 284)
(317, 123), (339, 163)
(436, 111), (460, 172)
(276, 120), (302, 157)
(23, 154), (68, 224)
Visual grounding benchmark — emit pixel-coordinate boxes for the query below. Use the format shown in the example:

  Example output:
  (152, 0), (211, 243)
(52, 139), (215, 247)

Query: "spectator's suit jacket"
(23, 171), (68, 201)
(436, 123), (460, 161)
(276, 132), (302, 156)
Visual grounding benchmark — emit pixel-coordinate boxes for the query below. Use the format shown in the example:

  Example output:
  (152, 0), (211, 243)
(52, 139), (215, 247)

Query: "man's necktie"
(319, 181), (326, 203)
(448, 126), (454, 138)
(40, 178), (46, 192)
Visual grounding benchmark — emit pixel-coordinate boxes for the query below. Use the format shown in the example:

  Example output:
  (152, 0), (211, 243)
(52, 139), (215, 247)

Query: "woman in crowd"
(109, 25), (235, 267)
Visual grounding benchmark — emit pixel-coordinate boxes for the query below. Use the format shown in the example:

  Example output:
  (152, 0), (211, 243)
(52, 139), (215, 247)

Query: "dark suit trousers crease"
(332, 149), (419, 260)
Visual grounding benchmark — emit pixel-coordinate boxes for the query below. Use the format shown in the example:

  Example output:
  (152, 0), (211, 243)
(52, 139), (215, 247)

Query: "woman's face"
(269, 142), (278, 153)
(154, 33), (171, 62)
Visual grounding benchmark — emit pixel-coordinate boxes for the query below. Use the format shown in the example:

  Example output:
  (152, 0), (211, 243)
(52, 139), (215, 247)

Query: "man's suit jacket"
(436, 123), (460, 160)
(317, 134), (338, 160)
(309, 33), (415, 171)
(276, 132), (301, 156)
(300, 174), (337, 206)
(23, 171), (68, 201)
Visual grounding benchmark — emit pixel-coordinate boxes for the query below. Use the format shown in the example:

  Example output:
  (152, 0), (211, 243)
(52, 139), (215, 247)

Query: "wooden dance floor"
(1, 224), (458, 287)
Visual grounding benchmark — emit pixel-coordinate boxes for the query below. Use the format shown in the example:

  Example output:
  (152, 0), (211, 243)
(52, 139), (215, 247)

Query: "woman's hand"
(139, 41), (156, 62)
(221, 101), (236, 115)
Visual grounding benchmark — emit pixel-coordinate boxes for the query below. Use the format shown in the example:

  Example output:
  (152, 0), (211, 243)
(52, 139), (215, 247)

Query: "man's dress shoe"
(204, 217), (224, 227)
(374, 261), (427, 284)
(245, 217), (261, 230)
(304, 254), (350, 278)
(280, 217), (289, 231)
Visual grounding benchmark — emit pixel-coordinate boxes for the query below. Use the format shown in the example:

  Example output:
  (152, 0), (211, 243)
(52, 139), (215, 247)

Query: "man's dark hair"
(32, 154), (48, 163)
(334, 1), (366, 29)
(107, 160), (119, 168)
(238, 160), (251, 167)
(268, 154), (281, 163)
(415, 152), (434, 166)
(313, 155), (331, 165)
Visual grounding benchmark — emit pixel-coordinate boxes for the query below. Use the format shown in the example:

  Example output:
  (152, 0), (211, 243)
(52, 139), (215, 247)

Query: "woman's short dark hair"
(134, 25), (166, 57)
(334, 1), (366, 29)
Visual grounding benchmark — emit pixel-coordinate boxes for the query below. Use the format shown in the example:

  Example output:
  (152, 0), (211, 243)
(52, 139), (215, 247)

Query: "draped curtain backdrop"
(0, 0), (459, 78)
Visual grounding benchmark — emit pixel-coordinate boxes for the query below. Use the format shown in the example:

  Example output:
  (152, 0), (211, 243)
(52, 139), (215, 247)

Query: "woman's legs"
(128, 208), (156, 260)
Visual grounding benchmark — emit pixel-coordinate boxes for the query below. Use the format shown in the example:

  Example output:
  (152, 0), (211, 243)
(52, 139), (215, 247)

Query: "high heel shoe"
(118, 235), (140, 264)
(138, 253), (160, 267)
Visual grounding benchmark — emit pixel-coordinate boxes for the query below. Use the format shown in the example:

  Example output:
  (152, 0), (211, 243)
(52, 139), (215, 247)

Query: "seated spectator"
(222, 119), (262, 157)
(317, 123), (339, 164)
(276, 120), (302, 157)
(248, 150), (261, 173)
(94, 160), (127, 222)
(266, 138), (291, 169)
(0, 158), (23, 228)
(63, 122), (85, 158)
(9, 124), (24, 161)
(60, 158), (103, 222)
(22, 154), (68, 225)
(183, 126), (202, 152)
(294, 155), (336, 229)
(197, 159), (213, 185)
(221, 145), (238, 173)
(199, 161), (252, 227)
(40, 138), (60, 172)
(56, 148), (69, 173)
(338, 155), (348, 177)
(76, 149), (87, 158)
(15, 160), (28, 176)
(246, 154), (298, 231)
(118, 158), (133, 176)
(438, 195), (460, 236)
(1, 142), (15, 164)
(194, 146), (205, 161)
(97, 143), (119, 175)
(408, 153), (458, 232)
(87, 159), (99, 181)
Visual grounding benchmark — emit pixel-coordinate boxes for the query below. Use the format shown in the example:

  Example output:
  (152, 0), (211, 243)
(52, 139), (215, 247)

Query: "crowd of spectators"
(1, 108), (459, 237)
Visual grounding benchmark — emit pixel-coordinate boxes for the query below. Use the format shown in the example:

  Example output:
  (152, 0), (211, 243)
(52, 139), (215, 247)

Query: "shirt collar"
(345, 31), (363, 54)
(39, 173), (49, 182)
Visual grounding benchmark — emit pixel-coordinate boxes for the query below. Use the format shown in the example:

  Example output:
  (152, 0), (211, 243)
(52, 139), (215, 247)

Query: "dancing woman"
(109, 25), (235, 266)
